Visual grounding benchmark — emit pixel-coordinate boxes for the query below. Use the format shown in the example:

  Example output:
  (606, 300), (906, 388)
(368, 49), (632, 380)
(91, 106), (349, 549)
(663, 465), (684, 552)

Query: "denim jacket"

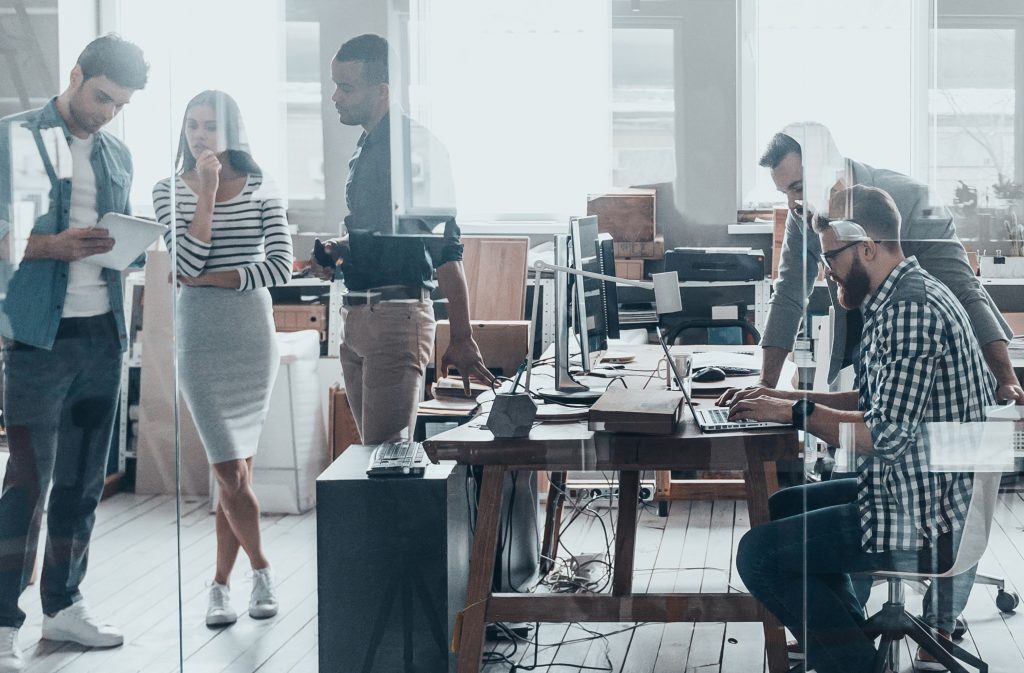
(0, 98), (132, 351)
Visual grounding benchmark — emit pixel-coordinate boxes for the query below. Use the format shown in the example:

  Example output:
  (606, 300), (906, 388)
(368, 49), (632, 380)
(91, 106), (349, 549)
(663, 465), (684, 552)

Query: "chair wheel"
(952, 616), (967, 640)
(996, 589), (1020, 613)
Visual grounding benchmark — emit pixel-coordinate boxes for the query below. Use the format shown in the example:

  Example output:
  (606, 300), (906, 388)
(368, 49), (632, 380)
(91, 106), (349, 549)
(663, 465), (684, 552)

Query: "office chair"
(662, 317), (762, 346)
(857, 470), (1004, 673)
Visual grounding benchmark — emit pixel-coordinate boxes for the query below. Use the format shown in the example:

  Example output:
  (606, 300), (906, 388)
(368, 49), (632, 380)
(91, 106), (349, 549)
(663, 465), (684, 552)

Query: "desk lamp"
(525, 258), (681, 401)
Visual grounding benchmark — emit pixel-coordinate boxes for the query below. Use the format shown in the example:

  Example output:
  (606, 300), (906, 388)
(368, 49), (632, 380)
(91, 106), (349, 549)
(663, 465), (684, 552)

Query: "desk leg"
(612, 470), (639, 597)
(457, 465), (506, 673)
(541, 471), (566, 574)
(745, 455), (788, 673)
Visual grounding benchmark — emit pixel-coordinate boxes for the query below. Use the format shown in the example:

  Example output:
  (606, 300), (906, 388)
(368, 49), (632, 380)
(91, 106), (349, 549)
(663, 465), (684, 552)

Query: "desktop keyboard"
(366, 440), (429, 478)
(716, 366), (760, 377)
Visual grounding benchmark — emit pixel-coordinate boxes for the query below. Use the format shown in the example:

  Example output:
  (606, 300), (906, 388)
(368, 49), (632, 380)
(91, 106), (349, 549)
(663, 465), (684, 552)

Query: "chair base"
(862, 601), (988, 673)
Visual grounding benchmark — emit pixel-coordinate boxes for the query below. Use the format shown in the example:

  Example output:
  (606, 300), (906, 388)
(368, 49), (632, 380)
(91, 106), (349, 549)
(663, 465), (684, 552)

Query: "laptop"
(656, 331), (792, 433)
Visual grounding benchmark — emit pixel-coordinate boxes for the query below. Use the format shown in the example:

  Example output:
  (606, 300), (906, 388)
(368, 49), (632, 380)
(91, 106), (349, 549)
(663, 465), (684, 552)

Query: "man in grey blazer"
(723, 122), (1023, 403)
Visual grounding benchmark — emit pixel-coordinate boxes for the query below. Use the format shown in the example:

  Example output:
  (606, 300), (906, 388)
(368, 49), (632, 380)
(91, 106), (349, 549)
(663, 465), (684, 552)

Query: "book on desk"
(588, 388), (685, 434)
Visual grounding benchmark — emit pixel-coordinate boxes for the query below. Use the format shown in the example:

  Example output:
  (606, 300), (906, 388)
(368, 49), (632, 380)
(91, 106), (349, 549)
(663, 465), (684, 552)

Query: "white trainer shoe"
(249, 567), (278, 619)
(41, 602), (123, 648)
(0, 627), (24, 673)
(206, 582), (238, 627)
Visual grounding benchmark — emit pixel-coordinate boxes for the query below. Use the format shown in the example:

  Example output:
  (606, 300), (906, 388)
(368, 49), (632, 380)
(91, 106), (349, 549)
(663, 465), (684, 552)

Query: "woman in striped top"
(153, 90), (292, 628)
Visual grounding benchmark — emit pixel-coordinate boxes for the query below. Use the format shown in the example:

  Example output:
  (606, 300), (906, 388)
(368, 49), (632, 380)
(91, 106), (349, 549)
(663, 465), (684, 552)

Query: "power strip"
(564, 481), (656, 504)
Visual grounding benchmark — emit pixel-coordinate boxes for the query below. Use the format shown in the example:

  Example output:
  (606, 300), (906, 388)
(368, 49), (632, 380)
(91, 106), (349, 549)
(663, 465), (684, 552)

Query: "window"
(285, 21), (325, 205)
(930, 23), (1021, 207)
(399, 0), (612, 223)
(611, 26), (676, 189)
(741, 0), (923, 207)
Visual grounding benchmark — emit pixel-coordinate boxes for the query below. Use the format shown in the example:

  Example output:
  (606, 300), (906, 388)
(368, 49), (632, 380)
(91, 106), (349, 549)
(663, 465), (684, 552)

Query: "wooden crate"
(587, 188), (657, 242)
(613, 235), (665, 260)
(273, 303), (327, 341)
(615, 258), (644, 281)
(327, 385), (361, 462)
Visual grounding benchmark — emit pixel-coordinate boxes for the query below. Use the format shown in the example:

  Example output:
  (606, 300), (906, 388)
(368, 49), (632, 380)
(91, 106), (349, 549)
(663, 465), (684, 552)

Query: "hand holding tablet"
(85, 213), (167, 270)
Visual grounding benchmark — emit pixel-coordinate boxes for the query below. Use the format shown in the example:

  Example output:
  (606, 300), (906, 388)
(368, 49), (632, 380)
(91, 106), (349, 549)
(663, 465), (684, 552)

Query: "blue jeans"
(737, 479), (975, 673)
(0, 314), (122, 627)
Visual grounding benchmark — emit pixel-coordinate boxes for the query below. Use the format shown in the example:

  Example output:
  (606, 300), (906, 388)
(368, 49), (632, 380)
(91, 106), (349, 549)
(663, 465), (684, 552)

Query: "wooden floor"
(9, 485), (1024, 672)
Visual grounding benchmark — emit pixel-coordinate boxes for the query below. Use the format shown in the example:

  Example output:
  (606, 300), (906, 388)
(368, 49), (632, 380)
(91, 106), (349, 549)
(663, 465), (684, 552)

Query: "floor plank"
(7, 482), (1024, 672)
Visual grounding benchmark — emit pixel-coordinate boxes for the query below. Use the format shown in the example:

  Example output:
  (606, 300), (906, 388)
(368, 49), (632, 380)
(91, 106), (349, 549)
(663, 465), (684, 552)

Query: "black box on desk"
(316, 447), (471, 673)
(665, 247), (765, 282)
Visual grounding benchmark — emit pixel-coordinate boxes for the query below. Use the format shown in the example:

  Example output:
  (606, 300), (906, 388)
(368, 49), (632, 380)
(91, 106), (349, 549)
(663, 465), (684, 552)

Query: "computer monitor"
(540, 233), (605, 403)
(595, 233), (620, 341)
(569, 215), (599, 372)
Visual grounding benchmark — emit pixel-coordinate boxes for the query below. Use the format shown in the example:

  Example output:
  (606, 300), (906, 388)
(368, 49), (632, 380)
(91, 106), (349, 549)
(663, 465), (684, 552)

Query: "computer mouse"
(692, 366), (727, 383)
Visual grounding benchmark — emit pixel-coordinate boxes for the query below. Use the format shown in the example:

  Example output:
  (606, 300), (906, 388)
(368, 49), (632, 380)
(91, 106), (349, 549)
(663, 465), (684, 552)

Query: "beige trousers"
(338, 299), (435, 444)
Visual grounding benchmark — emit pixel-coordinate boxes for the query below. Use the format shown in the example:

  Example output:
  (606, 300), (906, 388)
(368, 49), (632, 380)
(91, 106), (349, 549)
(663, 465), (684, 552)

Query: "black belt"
(342, 286), (429, 306)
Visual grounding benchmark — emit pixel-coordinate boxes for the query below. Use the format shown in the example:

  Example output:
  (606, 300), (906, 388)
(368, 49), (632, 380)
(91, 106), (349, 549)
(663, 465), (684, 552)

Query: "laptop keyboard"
(700, 407), (766, 427)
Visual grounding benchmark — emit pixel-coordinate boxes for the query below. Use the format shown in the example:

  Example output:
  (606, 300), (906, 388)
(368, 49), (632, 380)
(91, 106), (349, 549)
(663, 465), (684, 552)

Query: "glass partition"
(0, 3), (185, 670)
(3, 1), (1020, 671)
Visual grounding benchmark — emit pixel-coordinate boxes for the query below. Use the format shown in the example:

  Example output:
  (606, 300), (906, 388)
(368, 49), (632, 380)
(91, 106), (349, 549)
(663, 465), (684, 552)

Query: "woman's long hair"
(175, 90), (261, 177)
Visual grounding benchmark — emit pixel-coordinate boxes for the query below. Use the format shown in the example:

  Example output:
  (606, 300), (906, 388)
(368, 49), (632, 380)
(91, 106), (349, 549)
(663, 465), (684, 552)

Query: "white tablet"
(89, 213), (167, 271)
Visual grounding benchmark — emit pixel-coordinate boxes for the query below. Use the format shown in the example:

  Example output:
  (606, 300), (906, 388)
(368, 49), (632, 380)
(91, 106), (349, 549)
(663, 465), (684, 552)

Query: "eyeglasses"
(818, 219), (883, 270)
(820, 240), (863, 270)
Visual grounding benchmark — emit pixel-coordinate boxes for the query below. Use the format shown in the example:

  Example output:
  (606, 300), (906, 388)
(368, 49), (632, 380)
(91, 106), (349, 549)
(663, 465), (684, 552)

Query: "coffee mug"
(659, 353), (691, 390)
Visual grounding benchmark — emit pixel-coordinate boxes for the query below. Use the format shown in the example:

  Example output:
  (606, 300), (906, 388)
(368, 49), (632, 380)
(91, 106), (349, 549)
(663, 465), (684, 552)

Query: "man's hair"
(814, 184), (902, 249)
(334, 34), (389, 85)
(77, 34), (149, 90)
(758, 132), (801, 169)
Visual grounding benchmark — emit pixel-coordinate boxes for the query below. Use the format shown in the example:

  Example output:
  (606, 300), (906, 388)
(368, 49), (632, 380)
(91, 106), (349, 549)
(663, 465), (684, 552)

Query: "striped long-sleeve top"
(152, 174), (292, 291)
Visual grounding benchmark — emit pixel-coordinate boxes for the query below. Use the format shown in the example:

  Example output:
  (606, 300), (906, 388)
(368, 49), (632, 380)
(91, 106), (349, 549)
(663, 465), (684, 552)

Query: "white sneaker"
(0, 627), (24, 673)
(41, 602), (123, 648)
(249, 567), (278, 619)
(206, 582), (237, 627)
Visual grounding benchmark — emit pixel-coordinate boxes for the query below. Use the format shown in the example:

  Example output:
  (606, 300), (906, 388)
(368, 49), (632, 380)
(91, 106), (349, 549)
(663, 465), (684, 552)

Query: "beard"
(836, 257), (871, 309)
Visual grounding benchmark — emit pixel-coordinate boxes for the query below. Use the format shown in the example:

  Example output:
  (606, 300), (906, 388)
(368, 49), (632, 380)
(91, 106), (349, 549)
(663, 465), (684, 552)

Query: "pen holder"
(486, 392), (537, 438)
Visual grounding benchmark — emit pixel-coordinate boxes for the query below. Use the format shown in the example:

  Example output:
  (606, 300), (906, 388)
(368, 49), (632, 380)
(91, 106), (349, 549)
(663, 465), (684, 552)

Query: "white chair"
(857, 469), (1003, 673)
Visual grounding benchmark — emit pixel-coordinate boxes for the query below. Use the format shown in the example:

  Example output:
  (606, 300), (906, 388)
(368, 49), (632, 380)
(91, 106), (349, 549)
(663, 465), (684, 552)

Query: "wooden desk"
(423, 345), (800, 673)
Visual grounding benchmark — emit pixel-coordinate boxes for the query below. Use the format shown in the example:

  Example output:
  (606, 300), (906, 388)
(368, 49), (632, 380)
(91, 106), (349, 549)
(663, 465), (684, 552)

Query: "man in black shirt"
(311, 34), (492, 443)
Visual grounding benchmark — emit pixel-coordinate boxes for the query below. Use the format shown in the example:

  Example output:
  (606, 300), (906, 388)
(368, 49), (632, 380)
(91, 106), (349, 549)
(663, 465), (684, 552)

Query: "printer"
(664, 247), (766, 282)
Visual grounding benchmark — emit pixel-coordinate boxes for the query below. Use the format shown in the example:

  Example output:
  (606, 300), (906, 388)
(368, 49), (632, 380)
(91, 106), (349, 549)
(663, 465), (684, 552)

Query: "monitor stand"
(537, 381), (607, 404)
(537, 350), (608, 404)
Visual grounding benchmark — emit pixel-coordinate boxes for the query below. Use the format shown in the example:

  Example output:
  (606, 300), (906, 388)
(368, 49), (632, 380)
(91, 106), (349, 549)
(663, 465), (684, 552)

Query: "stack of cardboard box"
(587, 188), (661, 281)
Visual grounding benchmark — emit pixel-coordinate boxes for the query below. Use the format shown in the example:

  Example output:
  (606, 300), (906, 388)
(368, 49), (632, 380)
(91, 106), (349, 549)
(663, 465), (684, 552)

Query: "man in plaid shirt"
(729, 185), (995, 673)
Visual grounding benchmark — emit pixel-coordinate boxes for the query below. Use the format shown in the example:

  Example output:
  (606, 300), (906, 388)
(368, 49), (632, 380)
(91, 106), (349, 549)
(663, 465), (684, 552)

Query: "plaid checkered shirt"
(855, 257), (996, 553)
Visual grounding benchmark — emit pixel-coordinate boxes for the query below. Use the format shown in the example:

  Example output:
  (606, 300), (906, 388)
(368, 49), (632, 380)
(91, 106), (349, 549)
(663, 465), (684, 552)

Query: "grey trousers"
(339, 300), (435, 444)
(0, 314), (121, 627)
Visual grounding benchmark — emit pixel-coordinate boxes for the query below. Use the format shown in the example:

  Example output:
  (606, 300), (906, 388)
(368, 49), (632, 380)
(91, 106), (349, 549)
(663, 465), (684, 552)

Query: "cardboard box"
(435, 320), (529, 379)
(616, 258), (644, 281)
(273, 303), (327, 342)
(613, 235), (665, 260)
(328, 384), (361, 462)
(1003, 312), (1024, 336)
(587, 188), (657, 242)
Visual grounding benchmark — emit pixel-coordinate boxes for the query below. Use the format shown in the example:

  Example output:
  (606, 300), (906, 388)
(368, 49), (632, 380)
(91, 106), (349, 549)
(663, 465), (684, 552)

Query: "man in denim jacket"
(0, 35), (147, 671)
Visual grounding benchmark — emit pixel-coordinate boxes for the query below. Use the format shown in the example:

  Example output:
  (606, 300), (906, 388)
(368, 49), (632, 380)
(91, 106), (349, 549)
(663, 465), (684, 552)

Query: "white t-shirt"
(63, 134), (110, 317)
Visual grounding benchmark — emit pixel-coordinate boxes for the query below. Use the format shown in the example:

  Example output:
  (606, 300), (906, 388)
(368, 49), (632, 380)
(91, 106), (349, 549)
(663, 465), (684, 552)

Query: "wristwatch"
(791, 399), (816, 431)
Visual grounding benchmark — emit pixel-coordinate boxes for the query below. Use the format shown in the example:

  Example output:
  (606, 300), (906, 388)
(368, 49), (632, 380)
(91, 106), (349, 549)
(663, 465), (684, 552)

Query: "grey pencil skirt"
(177, 285), (278, 464)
